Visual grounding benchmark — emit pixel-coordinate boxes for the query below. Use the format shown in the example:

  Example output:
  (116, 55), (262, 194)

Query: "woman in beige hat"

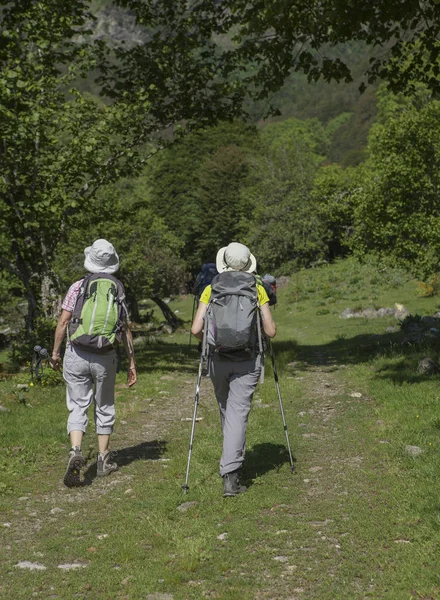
(191, 242), (276, 496)
(51, 239), (137, 487)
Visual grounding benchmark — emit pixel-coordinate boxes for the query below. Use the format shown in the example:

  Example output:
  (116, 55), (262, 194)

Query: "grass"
(1, 257), (440, 598)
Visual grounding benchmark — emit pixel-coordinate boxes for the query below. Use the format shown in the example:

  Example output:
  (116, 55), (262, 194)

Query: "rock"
(16, 384), (29, 390)
(217, 532), (228, 540)
(349, 392), (362, 398)
(50, 507), (64, 515)
(377, 308), (396, 318)
(340, 308), (357, 319)
(405, 445), (422, 457)
(417, 357), (440, 375)
(91, 6), (150, 47)
(362, 308), (378, 319)
(177, 501), (198, 512)
(0, 405), (9, 412)
(14, 561), (46, 570)
(273, 556), (289, 562)
(57, 563), (88, 570)
(421, 316), (440, 328)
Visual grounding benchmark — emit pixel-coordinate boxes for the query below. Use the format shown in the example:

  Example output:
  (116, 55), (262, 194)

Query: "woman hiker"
(51, 239), (137, 487)
(191, 242), (276, 497)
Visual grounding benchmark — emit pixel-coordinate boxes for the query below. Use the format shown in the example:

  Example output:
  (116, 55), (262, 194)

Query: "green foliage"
(9, 317), (57, 370)
(195, 145), (252, 265)
(351, 88), (440, 278)
(54, 175), (186, 320)
(148, 121), (259, 272)
(244, 118), (329, 273)
(311, 164), (364, 260)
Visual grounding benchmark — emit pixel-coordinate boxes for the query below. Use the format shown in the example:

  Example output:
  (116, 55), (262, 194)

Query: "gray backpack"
(204, 271), (263, 361)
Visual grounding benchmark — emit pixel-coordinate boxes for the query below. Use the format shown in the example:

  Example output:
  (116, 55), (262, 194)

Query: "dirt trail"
(2, 353), (386, 599)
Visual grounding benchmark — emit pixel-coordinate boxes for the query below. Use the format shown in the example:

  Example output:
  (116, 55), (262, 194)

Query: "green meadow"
(1, 257), (440, 600)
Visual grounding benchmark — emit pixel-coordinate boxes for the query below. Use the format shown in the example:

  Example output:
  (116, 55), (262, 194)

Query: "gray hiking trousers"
(209, 356), (261, 476)
(63, 345), (117, 436)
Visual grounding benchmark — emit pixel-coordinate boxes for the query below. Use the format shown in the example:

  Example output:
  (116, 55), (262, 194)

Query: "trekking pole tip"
(182, 484), (189, 494)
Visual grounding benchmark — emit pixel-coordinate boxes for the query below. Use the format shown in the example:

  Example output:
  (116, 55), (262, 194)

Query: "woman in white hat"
(191, 242), (276, 496)
(51, 239), (137, 487)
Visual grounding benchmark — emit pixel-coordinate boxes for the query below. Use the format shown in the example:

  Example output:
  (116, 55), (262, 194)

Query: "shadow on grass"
(120, 341), (200, 376)
(272, 333), (440, 385)
(243, 442), (295, 487)
(128, 329), (440, 388)
(82, 439), (167, 486)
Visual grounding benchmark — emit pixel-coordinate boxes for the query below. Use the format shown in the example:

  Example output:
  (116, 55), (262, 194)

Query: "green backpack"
(68, 274), (128, 353)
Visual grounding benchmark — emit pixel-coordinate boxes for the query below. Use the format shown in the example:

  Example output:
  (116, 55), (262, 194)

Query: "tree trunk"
(26, 288), (39, 334)
(152, 296), (184, 330)
(41, 273), (62, 320)
(128, 295), (141, 322)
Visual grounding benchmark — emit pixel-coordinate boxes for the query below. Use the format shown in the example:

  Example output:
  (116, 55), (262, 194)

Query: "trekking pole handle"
(38, 347), (57, 368)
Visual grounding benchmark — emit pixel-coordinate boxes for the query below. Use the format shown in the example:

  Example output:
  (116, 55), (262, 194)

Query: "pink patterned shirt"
(61, 279), (84, 312)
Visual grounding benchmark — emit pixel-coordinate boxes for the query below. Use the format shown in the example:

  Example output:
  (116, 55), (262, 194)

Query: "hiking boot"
(97, 451), (118, 478)
(223, 470), (247, 497)
(63, 447), (85, 488)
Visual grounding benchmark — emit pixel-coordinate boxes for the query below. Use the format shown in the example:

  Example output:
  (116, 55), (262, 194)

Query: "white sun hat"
(216, 242), (257, 274)
(84, 239), (120, 274)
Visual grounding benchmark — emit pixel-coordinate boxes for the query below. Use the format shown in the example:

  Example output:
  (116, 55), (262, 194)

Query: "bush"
(9, 317), (57, 371)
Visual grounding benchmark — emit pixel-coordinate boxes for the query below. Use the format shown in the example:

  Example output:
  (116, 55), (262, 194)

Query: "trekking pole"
(31, 346), (59, 381)
(188, 295), (197, 348)
(182, 318), (208, 494)
(267, 339), (295, 472)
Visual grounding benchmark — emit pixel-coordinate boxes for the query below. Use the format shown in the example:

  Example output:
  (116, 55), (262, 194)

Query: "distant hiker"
(51, 239), (137, 487)
(255, 273), (277, 306)
(190, 262), (219, 349)
(193, 262), (218, 300)
(191, 242), (276, 497)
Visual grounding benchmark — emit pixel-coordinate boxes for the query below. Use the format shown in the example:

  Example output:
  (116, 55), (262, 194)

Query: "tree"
(244, 118), (328, 273)
(214, 0), (440, 96)
(351, 87), (440, 278)
(195, 144), (252, 265)
(54, 176), (187, 329)
(0, 1), (254, 332)
(147, 121), (259, 272)
(311, 164), (364, 260)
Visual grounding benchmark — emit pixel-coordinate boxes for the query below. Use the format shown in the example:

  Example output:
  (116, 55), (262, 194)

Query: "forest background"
(1, 0), (440, 361)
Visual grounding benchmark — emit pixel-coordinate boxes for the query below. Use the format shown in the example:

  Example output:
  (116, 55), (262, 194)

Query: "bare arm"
(260, 303), (276, 338)
(121, 324), (137, 387)
(191, 302), (208, 341)
(51, 309), (72, 369)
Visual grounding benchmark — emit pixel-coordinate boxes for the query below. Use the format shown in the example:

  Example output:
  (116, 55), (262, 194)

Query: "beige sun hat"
(84, 239), (120, 274)
(216, 242), (257, 274)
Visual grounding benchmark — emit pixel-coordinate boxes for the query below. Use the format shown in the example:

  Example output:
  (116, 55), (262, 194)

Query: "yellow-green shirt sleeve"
(257, 284), (269, 306)
(199, 285), (212, 305)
